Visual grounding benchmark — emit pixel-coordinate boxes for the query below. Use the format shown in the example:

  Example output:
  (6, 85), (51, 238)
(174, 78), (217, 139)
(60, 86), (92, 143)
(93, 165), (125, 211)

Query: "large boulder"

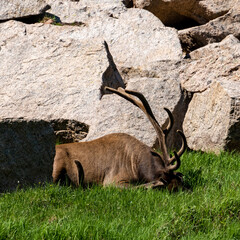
(0, 0), (50, 21)
(179, 0), (240, 51)
(181, 35), (240, 93)
(46, 0), (126, 24)
(85, 61), (185, 148)
(0, 8), (182, 146)
(183, 81), (240, 153)
(182, 35), (240, 153)
(133, 0), (236, 26)
(0, 119), (55, 192)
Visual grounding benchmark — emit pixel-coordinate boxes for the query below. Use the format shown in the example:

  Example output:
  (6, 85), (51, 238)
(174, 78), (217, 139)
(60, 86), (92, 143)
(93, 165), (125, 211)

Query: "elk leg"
(65, 167), (79, 187)
(74, 160), (84, 187)
(113, 180), (165, 189)
(135, 180), (165, 189)
(53, 164), (73, 186)
(63, 160), (84, 187)
(52, 160), (65, 184)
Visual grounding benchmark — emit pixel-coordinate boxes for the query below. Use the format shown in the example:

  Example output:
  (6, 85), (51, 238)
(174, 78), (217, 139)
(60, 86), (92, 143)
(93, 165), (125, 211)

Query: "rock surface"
(181, 35), (240, 93)
(179, 0), (240, 51)
(183, 81), (240, 153)
(85, 61), (184, 148)
(46, 0), (126, 24)
(0, 119), (55, 192)
(51, 119), (89, 144)
(0, 14), (181, 143)
(182, 36), (240, 153)
(133, 0), (236, 26)
(0, 0), (50, 21)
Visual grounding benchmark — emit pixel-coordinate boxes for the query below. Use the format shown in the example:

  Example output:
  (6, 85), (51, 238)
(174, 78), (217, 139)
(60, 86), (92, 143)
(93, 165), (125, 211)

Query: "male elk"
(52, 86), (187, 191)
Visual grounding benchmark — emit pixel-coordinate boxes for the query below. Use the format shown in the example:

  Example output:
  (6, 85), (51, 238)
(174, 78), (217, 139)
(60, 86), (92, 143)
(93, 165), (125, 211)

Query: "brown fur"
(52, 42), (186, 190)
(53, 132), (184, 190)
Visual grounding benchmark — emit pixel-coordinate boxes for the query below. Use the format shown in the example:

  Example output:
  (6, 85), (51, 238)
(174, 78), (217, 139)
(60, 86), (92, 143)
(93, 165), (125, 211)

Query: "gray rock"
(46, 0), (126, 24)
(180, 35), (240, 93)
(183, 81), (240, 153)
(182, 36), (240, 153)
(51, 119), (89, 144)
(0, 119), (55, 192)
(0, 13), (181, 132)
(85, 61), (185, 149)
(133, 0), (236, 26)
(179, 0), (240, 51)
(0, 0), (50, 21)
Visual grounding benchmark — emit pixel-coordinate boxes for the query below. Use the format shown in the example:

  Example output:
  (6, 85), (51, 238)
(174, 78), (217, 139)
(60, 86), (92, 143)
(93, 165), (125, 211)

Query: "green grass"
(0, 151), (240, 239)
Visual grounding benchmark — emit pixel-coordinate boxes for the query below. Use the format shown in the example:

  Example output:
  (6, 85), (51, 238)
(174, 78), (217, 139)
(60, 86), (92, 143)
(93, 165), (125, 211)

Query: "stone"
(181, 36), (240, 153)
(0, 12), (181, 145)
(179, 1), (240, 51)
(0, 0), (50, 21)
(0, 119), (55, 192)
(50, 119), (89, 144)
(46, 0), (126, 24)
(180, 35), (240, 93)
(133, 0), (236, 26)
(85, 61), (186, 149)
(183, 81), (240, 153)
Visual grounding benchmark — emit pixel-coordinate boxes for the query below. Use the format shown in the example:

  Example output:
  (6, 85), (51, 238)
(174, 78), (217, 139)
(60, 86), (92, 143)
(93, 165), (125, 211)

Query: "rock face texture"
(0, 14), (181, 139)
(179, 0), (240, 51)
(85, 61), (183, 148)
(181, 35), (240, 93)
(0, 0), (50, 20)
(133, 0), (240, 51)
(46, 0), (126, 24)
(182, 35), (240, 153)
(183, 81), (240, 153)
(0, 0), (240, 190)
(133, 0), (236, 26)
(0, 119), (55, 192)
(51, 119), (89, 144)
(133, 0), (236, 25)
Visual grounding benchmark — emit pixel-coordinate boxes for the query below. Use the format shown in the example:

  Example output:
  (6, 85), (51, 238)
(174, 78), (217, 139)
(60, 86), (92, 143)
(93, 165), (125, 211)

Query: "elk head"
(105, 86), (187, 191)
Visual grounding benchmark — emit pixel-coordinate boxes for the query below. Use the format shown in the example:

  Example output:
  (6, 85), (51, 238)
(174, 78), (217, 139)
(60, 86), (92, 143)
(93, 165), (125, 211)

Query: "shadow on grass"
(183, 168), (207, 190)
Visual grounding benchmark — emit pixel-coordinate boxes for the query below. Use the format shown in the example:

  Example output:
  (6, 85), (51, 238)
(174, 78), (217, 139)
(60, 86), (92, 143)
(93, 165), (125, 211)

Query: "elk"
(52, 86), (187, 191)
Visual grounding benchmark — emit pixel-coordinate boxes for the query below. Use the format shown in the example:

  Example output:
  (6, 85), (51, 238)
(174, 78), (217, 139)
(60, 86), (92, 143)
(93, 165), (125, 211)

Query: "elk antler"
(168, 130), (187, 167)
(163, 107), (174, 139)
(168, 151), (181, 171)
(105, 87), (169, 162)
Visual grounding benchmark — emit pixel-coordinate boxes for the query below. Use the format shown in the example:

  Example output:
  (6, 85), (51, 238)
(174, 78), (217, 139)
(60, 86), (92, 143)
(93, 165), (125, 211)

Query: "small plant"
(38, 13), (62, 26)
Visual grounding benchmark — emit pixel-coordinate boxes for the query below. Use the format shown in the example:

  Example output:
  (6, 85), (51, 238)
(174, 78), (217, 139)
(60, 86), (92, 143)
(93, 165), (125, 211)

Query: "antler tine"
(168, 151), (181, 171)
(124, 89), (158, 123)
(123, 89), (169, 160)
(105, 87), (144, 110)
(105, 87), (169, 162)
(163, 108), (174, 139)
(169, 130), (187, 165)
